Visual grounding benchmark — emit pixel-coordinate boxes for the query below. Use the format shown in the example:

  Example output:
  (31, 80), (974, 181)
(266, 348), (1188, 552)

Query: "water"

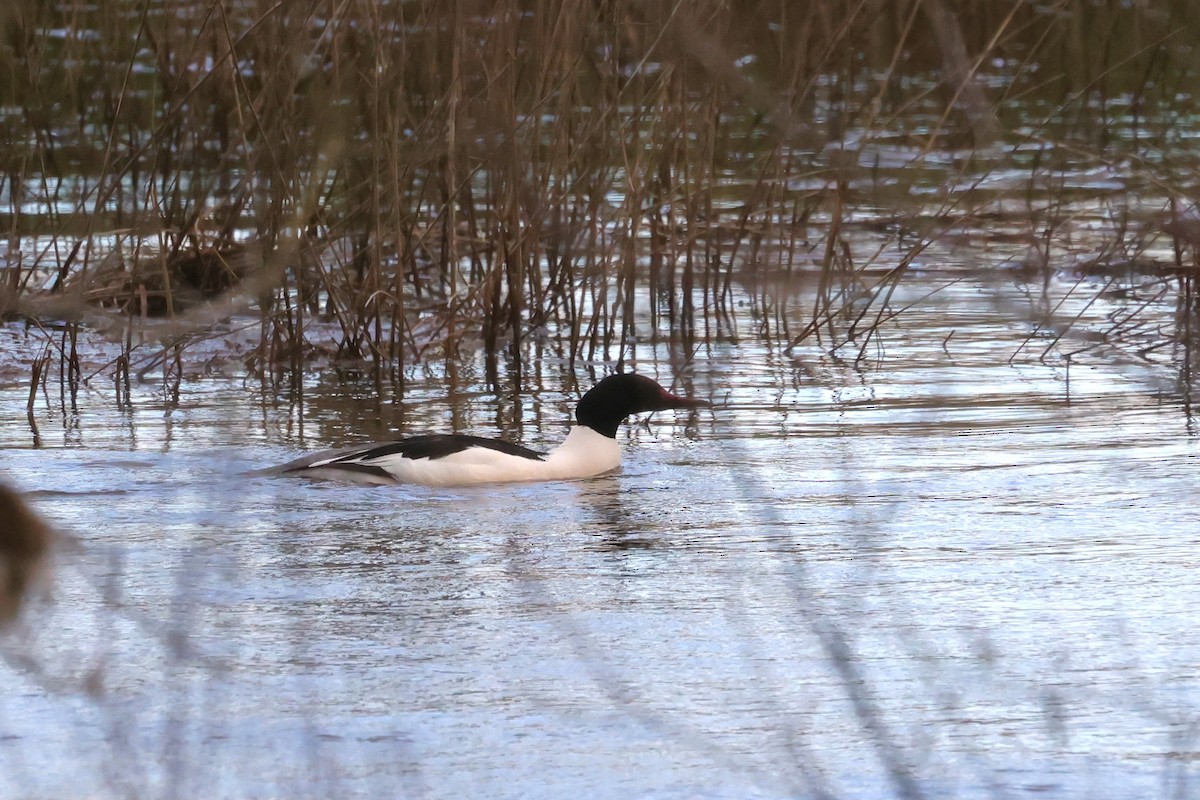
(6, 1), (1200, 793)
(2, 270), (1199, 799)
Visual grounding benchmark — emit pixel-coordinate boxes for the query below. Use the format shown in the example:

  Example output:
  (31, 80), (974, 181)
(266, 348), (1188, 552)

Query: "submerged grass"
(2, 0), (1200, 401)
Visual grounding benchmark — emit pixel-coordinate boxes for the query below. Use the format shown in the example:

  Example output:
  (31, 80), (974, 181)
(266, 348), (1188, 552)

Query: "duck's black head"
(575, 373), (710, 438)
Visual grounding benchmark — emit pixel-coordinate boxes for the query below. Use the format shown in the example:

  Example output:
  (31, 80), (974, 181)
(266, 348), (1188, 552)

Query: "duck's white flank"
(300, 426), (619, 488)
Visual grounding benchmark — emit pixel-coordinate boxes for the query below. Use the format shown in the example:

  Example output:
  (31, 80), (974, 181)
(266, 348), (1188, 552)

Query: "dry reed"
(0, 0), (1198, 398)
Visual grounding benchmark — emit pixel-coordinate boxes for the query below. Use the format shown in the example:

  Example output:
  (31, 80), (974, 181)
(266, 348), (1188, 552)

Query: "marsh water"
(3, 266), (1200, 799)
(7, 2), (1200, 794)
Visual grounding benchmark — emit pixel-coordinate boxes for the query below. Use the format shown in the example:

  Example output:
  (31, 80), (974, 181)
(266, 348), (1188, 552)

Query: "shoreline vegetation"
(2, 0), (1200, 404)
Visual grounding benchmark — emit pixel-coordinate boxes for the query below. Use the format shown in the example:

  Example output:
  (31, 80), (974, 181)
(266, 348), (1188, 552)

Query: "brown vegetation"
(1, 0), (1199, 398)
(0, 484), (50, 625)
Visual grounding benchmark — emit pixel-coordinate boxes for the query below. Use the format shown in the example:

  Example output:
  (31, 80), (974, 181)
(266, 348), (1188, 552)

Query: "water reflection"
(573, 475), (661, 550)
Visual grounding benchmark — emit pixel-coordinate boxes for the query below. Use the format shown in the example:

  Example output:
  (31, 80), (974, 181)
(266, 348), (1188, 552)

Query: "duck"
(271, 373), (710, 487)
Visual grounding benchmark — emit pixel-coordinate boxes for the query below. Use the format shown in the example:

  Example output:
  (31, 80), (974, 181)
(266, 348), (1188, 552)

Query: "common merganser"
(272, 373), (710, 487)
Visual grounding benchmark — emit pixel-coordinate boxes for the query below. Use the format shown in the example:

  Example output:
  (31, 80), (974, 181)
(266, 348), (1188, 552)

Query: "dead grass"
(1, 0), (1199, 400)
(0, 483), (51, 625)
